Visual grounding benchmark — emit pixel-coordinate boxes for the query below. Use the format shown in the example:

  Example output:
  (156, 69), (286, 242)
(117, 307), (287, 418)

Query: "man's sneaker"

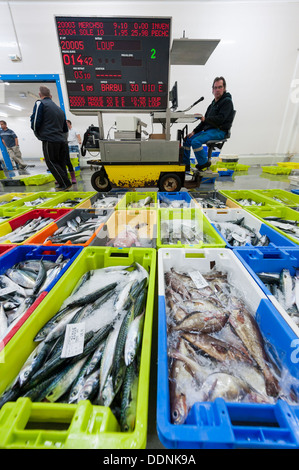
(56, 183), (72, 192)
(196, 161), (211, 171)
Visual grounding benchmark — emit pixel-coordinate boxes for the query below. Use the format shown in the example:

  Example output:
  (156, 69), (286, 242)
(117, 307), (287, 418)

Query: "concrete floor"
(0, 160), (296, 450)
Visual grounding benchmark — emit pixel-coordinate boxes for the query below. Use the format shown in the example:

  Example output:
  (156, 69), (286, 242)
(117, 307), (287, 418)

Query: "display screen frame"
(55, 15), (172, 115)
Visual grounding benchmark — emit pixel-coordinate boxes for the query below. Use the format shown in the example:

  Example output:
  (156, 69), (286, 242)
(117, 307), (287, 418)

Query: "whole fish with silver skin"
(23, 197), (52, 206)
(53, 198), (85, 208)
(0, 262), (148, 434)
(159, 195), (190, 209)
(258, 268), (299, 325)
(127, 196), (154, 208)
(161, 220), (207, 246)
(0, 217), (53, 243)
(92, 196), (120, 209)
(0, 255), (70, 340)
(214, 217), (270, 247)
(263, 216), (299, 241)
(237, 199), (263, 206)
(46, 213), (108, 244)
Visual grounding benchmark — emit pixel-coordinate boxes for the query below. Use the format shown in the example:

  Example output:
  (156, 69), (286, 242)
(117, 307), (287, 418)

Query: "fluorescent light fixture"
(8, 103), (23, 111)
(0, 112), (8, 117)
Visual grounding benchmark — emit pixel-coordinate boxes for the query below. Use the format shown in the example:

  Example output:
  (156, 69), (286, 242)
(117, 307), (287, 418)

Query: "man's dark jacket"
(30, 97), (68, 142)
(193, 91), (234, 134)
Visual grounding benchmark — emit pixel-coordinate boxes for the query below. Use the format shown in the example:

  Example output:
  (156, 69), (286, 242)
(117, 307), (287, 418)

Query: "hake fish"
(229, 307), (279, 397)
(164, 264), (296, 424)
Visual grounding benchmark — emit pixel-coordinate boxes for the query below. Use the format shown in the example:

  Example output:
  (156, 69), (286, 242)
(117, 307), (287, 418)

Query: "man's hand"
(187, 131), (195, 138)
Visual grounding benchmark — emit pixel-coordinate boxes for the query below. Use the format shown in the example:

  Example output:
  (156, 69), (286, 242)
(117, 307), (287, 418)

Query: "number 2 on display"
(151, 48), (156, 59)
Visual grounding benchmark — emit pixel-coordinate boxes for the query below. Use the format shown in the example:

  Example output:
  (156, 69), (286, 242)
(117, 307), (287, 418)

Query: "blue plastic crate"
(291, 189), (299, 195)
(158, 191), (193, 208)
(0, 244), (83, 293)
(157, 248), (299, 449)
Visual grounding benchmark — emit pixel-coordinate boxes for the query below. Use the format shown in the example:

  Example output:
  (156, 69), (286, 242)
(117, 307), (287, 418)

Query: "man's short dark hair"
(213, 77), (226, 89)
(66, 120), (72, 125)
(39, 86), (51, 97)
(0, 120), (7, 126)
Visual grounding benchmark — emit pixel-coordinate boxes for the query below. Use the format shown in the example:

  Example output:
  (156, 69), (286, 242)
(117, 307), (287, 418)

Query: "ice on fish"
(164, 265), (298, 424)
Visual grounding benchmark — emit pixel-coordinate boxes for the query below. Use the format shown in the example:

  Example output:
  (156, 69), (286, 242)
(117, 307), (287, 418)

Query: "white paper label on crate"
(61, 323), (85, 358)
(189, 270), (209, 289)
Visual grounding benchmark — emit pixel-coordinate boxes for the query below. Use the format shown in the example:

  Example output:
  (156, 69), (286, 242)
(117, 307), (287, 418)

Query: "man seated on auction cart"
(183, 76), (234, 171)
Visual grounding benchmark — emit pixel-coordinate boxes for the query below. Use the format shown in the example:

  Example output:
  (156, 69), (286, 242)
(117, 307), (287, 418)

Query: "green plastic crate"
(38, 191), (96, 209)
(117, 192), (158, 210)
(19, 174), (55, 186)
(215, 161), (237, 170)
(0, 247), (156, 449)
(235, 164), (250, 171)
(253, 189), (299, 208)
(244, 205), (299, 245)
(277, 162), (299, 169)
(157, 207), (226, 249)
(219, 189), (284, 208)
(0, 193), (34, 207)
(262, 166), (292, 175)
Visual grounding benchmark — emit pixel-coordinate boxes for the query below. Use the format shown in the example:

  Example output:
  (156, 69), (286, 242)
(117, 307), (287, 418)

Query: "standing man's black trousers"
(42, 141), (71, 188)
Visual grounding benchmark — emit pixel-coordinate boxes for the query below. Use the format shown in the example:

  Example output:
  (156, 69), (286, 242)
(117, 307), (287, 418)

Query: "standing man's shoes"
(56, 184), (72, 191)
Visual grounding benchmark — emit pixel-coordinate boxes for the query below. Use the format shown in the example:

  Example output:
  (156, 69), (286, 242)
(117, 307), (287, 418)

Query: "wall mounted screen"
(55, 16), (171, 113)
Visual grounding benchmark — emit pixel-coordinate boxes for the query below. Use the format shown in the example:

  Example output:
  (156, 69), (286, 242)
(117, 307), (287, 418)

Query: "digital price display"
(55, 16), (171, 113)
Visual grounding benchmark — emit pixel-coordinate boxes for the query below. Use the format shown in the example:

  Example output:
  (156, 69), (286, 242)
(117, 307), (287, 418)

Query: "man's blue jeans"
(183, 128), (227, 166)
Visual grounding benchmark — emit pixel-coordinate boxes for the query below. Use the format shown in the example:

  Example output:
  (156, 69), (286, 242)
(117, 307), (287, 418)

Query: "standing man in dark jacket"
(183, 76), (234, 170)
(30, 86), (72, 190)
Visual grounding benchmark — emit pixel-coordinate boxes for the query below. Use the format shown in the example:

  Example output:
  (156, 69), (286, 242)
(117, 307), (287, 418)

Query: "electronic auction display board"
(55, 16), (171, 113)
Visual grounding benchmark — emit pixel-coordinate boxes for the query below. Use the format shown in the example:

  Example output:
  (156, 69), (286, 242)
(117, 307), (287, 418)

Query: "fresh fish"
(92, 196), (120, 209)
(77, 369), (100, 402)
(68, 355), (94, 403)
(124, 312), (145, 366)
(0, 302), (8, 341)
(229, 307), (279, 397)
(127, 196), (154, 208)
(174, 310), (229, 333)
(44, 357), (88, 402)
(0, 263), (148, 436)
(281, 269), (293, 310)
(183, 332), (254, 364)
(195, 372), (252, 402)
(214, 219), (270, 247)
(120, 361), (139, 432)
(0, 217), (53, 243)
(107, 226), (142, 248)
(18, 341), (53, 387)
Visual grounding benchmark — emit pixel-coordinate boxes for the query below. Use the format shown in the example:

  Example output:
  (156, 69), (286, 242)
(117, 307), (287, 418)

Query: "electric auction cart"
(55, 16), (220, 191)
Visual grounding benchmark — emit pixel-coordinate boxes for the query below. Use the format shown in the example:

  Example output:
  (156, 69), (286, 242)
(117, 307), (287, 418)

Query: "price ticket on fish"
(55, 16), (171, 113)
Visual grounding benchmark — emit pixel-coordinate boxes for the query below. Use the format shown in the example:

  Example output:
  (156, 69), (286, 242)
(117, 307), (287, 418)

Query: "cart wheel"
(81, 145), (86, 156)
(159, 173), (182, 192)
(91, 169), (112, 192)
